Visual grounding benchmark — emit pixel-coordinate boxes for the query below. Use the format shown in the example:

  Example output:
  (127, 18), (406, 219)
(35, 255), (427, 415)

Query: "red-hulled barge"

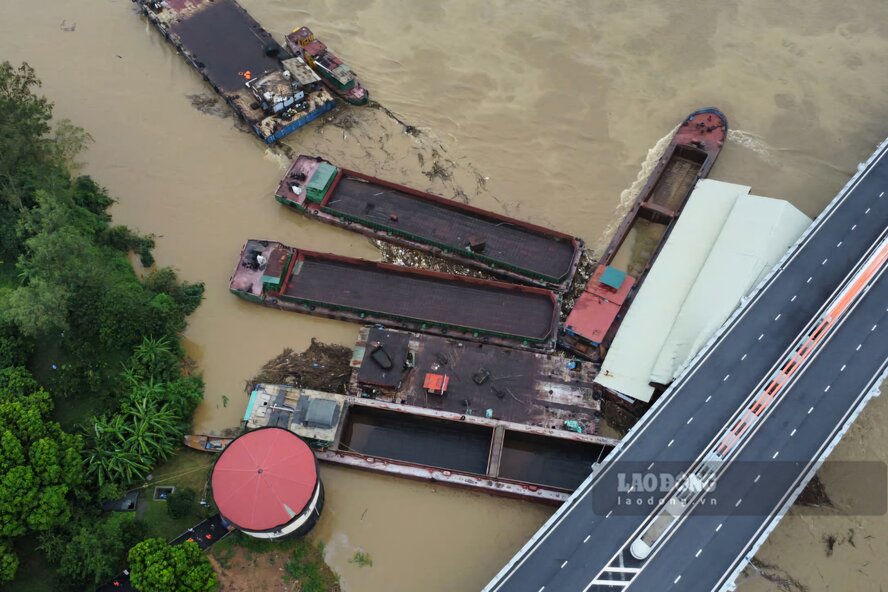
(562, 108), (728, 360)
(230, 239), (561, 351)
(276, 155), (583, 291)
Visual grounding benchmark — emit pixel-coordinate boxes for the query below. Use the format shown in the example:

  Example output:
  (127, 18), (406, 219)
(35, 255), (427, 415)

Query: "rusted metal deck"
(276, 156), (583, 290)
(230, 240), (560, 350)
(349, 326), (608, 437)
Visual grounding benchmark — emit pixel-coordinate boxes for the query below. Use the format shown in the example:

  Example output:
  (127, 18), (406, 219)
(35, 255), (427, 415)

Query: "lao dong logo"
(616, 472), (716, 494)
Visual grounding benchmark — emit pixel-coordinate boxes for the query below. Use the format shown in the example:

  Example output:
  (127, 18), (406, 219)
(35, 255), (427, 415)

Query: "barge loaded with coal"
(276, 156), (583, 290)
(135, 0), (345, 143)
(561, 108), (728, 359)
(229, 239), (561, 351)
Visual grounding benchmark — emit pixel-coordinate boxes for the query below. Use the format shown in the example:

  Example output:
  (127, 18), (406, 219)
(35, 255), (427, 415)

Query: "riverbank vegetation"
(210, 532), (341, 592)
(0, 61), (207, 590)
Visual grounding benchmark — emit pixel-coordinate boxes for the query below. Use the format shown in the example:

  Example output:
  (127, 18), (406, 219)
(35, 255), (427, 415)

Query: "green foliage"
(0, 540), (18, 584)
(166, 487), (197, 520)
(284, 539), (339, 592)
(0, 369), (83, 581)
(0, 366), (39, 399)
(350, 550), (373, 568)
(0, 323), (31, 368)
(128, 538), (217, 592)
(40, 513), (147, 587)
(0, 61), (205, 589)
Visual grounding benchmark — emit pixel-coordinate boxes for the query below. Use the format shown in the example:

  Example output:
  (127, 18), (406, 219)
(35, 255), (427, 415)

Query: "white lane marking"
(668, 439), (674, 447)
(822, 258), (828, 265)
(647, 462), (655, 471)
(538, 587), (545, 592)
(605, 567), (641, 573)
(808, 406), (814, 414)
(852, 224), (857, 230)
(674, 575), (682, 584)
(841, 364), (846, 372)
(507, 197), (884, 591)
(865, 207), (871, 214)
(774, 313), (781, 321)
(836, 241), (843, 248)
(605, 510), (613, 518)
(583, 535), (590, 543)
(741, 353), (748, 361)
(772, 451), (780, 459)
(857, 343), (863, 351)
(561, 560), (568, 569)
(824, 385), (831, 392)
(758, 333), (764, 340)
(687, 417), (694, 425)
(695, 549), (702, 558)
(536, 149), (883, 592)
(716, 523), (722, 532)
(790, 295), (797, 302)
(790, 428), (797, 436)
(807, 276), (813, 283)
(705, 395), (712, 403)
(723, 374), (730, 381)
(872, 324), (878, 331)
(880, 191), (885, 197)
(754, 474), (761, 483)
(735, 498), (743, 507)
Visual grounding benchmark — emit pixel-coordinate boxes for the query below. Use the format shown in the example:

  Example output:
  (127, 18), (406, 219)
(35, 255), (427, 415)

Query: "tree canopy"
(0, 61), (207, 588)
(0, 370), (84, 584)
(40, 513), (147, 588)
(128, 538), (217, 592)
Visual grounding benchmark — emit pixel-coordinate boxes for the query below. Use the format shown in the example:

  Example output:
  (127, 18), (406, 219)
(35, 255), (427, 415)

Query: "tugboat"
(286, 26), (369, 105)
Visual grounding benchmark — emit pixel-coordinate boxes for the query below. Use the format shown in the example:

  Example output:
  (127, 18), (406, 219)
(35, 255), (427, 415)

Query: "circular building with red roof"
(212, 427), (323, 539)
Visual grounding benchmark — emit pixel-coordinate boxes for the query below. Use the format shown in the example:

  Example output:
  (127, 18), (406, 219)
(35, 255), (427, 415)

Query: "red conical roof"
(212, 427), (318, 531)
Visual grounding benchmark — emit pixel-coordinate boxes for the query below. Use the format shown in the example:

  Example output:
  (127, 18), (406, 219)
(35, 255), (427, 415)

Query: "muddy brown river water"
(2, 0), (887, 589)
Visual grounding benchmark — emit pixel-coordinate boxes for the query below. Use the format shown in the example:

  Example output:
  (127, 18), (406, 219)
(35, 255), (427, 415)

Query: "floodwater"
(1, 0), (887, 589)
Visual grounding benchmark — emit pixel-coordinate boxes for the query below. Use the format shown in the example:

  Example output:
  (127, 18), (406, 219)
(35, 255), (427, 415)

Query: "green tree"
(84, 414), (152, 489)
(0, 372), (83, 581)
(40, 513), (147, 587)
(128, 538), (217, 592)
(167, 487), (197, 520)
(131, 336), (179, 383)
(0, 540), (18, 584)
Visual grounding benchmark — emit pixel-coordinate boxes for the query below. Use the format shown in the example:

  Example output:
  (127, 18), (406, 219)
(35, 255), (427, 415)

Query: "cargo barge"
(244, 383), (617, 503)
(230, 240), (560, 350)
(286, 27), (369, 105)
(562, 108), (727, 359)
(135, 0), (336, 143)
(276, 156), (583, 290)
(350, 326), (607, 435)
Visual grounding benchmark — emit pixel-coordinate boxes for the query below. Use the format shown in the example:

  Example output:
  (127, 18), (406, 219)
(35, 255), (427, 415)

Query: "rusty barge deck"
(350, 326), (608, 435)
(135, 0), (336, 143)
(276, 156), (583, 290)
(230, 240), (560, 350)
(562, 108), (728, 360)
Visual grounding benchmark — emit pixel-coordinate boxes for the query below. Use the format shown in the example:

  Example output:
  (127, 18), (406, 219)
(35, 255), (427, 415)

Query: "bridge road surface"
(483, 138), (888, 592)
(626, 265), (888, 591)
